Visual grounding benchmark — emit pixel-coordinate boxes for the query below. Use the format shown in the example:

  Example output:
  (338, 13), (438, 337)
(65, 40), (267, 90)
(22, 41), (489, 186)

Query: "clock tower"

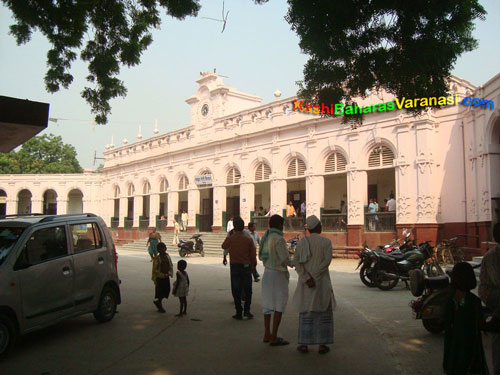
(185, 71), (262, 130)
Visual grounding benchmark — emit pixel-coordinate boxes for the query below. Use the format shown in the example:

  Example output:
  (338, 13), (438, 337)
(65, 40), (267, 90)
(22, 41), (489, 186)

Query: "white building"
(1, 72), (499, 253)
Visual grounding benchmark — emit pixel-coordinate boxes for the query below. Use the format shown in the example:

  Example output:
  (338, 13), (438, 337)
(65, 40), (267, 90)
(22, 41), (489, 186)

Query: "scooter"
(287, 234), (300, 256)
(178, 234), (204, 257)
(409, 263), (481, 334)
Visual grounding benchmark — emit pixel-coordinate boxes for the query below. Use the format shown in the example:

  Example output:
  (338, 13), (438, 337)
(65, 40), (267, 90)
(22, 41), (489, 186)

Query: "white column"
(6, 198), (17, 215)
(167, 191), (179, 228)
(32, 198), (43, 214)
(240, 183), (255, 224)
(133, 195), (141, 227)
(306, 175), (324, 219)
(395, 123), (417, 225)
(270, 179), (287, 216)
(188, 187), (200, 230)
(119, 197), (128, 227)
(347, 170), (367, 225)
(57, 198), (68, 215)
(149, 193), (160, 227)
(213, 186), (226, 229)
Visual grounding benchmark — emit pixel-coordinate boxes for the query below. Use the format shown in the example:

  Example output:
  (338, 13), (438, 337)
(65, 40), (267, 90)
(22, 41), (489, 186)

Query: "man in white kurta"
(292, 215), (336, 354)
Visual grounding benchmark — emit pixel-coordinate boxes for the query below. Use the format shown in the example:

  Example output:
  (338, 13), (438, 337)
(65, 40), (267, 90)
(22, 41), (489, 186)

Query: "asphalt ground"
(1, 251), (494, 375)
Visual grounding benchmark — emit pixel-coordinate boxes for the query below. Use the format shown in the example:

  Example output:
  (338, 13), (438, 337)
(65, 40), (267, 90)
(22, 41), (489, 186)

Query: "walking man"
(292, 215), (336, 354)
(259, 214), (293, 346)
(181, 210), (188, 232)
(479, 223), (500, 375)
(172, 219), (180, 245)
(222, 216), (257, 320)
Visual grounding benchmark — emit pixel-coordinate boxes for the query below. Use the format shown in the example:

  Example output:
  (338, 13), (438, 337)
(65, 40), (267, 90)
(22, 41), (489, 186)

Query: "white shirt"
(387, 198), (396, 212)
(226, 220), (234, 233)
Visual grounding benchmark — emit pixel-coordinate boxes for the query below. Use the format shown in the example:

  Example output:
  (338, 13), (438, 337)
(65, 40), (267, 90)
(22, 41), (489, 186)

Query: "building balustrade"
(124, 218), (134, 230)
(139, 218), (149, 231)
(364, 212), (396, 232)
(321, 214), (347, 232)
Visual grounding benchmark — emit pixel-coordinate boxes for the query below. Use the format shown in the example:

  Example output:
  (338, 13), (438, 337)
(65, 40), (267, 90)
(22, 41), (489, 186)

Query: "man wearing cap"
(291, 215), (336, 354)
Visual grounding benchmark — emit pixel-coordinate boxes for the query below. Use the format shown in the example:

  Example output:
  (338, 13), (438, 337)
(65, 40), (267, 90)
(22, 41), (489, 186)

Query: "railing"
(284, 216), (305, 232)
(110, 217), (119, 229)
(364, 212), (396, 232)
(321, 214), (347, 232)
(124, 218), (133, 230)
(139, 218), (150, 231)
(156, 219), (167, 231)
(199, 214), (213, 232)
(253, 216), (269, 231)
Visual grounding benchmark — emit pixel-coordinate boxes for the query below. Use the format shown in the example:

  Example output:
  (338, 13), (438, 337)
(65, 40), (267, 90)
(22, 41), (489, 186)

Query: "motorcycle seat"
(379, 253), (405, 262)
(185, 241), (194, 247)
(425, 276), (449, 290)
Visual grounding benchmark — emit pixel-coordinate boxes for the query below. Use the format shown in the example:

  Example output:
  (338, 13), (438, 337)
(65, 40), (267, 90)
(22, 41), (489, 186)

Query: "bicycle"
(435, 237), (465, 266)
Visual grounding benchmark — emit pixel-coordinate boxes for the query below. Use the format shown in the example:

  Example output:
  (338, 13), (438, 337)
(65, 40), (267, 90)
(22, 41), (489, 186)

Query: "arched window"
(255, 162), (271, 181)
(368, 145), (395, 168)
(325, 152), (347, 173)
(287, 157), (306, 178)
(160, 178), (168, 193)
(179, 175), (189, 190)
(127, 183), (135, 197)
(143, 181), (151, 195)
(226, 167), (241, 184)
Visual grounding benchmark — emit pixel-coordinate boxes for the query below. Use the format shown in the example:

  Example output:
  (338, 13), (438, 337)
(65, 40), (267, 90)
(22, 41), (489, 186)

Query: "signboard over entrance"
(195, 174), (213, 186)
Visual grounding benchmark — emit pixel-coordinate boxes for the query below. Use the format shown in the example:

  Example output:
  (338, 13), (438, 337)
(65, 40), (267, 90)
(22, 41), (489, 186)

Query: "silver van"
(0, 213), (121, 357)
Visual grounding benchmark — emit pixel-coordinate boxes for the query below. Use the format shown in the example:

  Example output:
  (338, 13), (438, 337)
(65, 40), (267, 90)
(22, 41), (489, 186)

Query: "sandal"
(269, 337), (290, 346)
(297, 345), (308, 353)
(318, 345), (330, 354)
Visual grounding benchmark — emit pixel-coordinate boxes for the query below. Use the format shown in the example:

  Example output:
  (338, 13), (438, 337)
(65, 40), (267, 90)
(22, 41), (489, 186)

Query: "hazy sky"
(1, 0), (499, 169)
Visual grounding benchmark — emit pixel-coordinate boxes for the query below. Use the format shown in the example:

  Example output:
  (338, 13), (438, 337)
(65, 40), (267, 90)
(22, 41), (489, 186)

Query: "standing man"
(387, 194), (396, 212)
(479, 223), (500, 375)
(300, 201), (306, 218)
(172, 219), (180, 245)
(292, 215), (336, 354)
(286, 201), (297, 230)
(244, 222), (261, 282)
(259, 215), (293, 346)
(227, 216), (234, 233)
(146, 227), (162, 261)
(222, 216), (257, 320)
(181, 210), (188, 232)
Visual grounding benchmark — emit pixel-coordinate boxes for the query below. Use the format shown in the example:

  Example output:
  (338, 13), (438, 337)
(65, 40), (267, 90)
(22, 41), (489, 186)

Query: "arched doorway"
(226, 167), (241, 220)
(178, 175), (189, 224)
(43, 189), (58, 215)
(112, 186), (120, 228)
(17, 189), (32, 214)
(126, 183), (135, 229)
(67, 189), (83, 214)
(365, 145), (396, 232)
(285, 157), (306, 231)
(197, 169), (213, 232)
(254, 162), (271, 231)
(141, 181), (151, 231)
(0, 189), (6, 216)
(323, 151), (348, 232)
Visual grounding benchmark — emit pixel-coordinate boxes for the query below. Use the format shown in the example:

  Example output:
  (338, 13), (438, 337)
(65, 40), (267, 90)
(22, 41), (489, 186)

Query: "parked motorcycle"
(287, 234), (300, 256)
(409, 263), (481, 334)
(356, 231), (415, 287)
(178, 234), (204, 257)
(371, 241), (443, 291)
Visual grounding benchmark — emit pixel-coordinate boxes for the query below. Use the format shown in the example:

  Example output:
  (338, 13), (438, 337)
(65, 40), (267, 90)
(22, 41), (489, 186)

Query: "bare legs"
(263, 312), (283, 343)
(176, 297), (187, 316)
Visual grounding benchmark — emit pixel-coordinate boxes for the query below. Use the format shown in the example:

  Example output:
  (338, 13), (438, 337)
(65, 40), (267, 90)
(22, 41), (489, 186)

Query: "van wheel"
(0, 315), (17, 359)
(93, 286), (117, 323)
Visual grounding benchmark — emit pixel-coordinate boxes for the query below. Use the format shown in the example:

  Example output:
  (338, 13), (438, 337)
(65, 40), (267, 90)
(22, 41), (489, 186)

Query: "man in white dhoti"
(292, 215), (336, 354)
(259, 215), (294, 346)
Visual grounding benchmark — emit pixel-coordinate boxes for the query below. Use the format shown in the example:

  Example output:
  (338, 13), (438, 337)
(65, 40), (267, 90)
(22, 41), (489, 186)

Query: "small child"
(173, 260), (190, 317)
(443, 262), (488, 375)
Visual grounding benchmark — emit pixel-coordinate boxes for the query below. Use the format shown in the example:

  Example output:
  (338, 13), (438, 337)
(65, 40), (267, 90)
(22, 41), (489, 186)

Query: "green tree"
(0, 134), (83, 174)
(285, 0), (486, 126)
(2, 0), (202, 124)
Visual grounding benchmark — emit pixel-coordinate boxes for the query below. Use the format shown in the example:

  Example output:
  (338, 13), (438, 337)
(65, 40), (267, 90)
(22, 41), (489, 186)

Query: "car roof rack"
(0, 213), (45, 218)
(39, 213), (98, 223)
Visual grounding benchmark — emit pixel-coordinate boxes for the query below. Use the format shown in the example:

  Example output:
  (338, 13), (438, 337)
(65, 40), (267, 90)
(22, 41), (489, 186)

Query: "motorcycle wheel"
(425, 262), (444, 277)
(422, 318), (445, 334)
(200, 250), (205, 257)
(374, 266), (399, 291)
(179, 250), (186, 257)
(360, 264), (376, 287)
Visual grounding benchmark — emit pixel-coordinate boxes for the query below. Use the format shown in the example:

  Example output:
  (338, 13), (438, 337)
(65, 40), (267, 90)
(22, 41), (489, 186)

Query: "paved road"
(1, 252), (460, 375)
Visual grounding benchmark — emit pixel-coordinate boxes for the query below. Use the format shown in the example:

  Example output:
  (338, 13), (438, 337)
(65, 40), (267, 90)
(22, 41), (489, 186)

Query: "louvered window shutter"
(368, 146), (394, 168)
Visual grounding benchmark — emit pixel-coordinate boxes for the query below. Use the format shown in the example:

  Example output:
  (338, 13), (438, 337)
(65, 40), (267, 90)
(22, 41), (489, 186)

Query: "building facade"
(1, 72), (499, 252)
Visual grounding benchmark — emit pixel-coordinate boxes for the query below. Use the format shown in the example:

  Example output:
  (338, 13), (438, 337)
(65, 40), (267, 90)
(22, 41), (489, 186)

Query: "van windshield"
(0, 227), (25, 265)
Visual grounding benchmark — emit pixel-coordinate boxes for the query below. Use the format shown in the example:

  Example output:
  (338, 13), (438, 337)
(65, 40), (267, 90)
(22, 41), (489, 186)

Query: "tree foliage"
(2, 0), (202, 124)
(0, 134), (83, 174)
(286, 0), (486, 126)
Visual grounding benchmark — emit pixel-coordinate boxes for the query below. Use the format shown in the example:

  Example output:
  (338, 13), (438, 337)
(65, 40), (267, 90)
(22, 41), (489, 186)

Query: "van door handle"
(98, 257), (104, 264)
(62, 266), (71, 276)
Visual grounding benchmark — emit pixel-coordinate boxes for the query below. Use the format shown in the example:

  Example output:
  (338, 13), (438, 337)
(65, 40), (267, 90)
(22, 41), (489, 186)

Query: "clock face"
(201, 104), (209, 117)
